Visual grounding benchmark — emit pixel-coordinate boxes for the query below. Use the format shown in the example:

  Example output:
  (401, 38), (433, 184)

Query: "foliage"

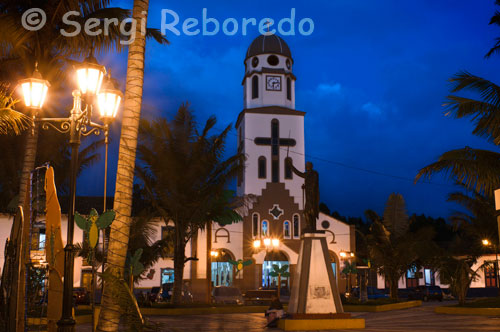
(270, 264), (290, 278)
(341, 261), (358, 276)
(436, 255), (479, 306)
(0, 84), (29, 135)
(366, 193), (435, 300)
(75, 212), (171, 282)
(136, 104), (244, 304)
(447, 188), (497, 244)
(127, 249), (145, 278)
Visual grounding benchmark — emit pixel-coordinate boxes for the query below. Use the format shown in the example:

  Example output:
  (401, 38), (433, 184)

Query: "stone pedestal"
(288, 232), (343, 314)
(283, 233), (364, 330)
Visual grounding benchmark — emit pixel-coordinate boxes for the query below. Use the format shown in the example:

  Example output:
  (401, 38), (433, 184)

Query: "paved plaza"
(76, 302), (500, 332)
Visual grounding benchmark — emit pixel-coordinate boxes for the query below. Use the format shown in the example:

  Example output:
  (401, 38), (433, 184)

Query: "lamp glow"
(272, 238), (280, 247)
(263, 238), (271, 247)
(340, 251), (347, 258)
(483, 239), (491, 246)
(253, 240), (261, 248)
(18, 63), (50, 110)
(97, 74), (122, 122)
(75, 54), (106, 96)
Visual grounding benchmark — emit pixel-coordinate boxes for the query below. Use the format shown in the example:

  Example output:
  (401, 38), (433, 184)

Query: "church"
(183, 34), (356, 298)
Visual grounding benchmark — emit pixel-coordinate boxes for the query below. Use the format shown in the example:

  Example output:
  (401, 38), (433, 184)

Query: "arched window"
(262, 220), (269, 237)
(258, 156), (266, 179)
(283, 221), (291, 239)
(252, 213), (260, 238)
(252, 76), (259, 99)
(287, 77), (291, 100)
(284, 157), (293, 179)
(293, 214), (300, 238)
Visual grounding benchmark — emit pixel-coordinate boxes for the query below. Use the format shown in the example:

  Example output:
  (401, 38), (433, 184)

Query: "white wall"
(240, 113), (305, 209)
(0, 214), (192, 290)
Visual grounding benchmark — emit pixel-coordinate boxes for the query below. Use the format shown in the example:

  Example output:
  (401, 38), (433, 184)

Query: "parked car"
(147, 284), (194, 303)
(442, 288), (455, 300)
(73, 287), (90, 305)
(212, 286), (244, 305)
(350, 287), (389, 300)
(408, 286), (443, 301)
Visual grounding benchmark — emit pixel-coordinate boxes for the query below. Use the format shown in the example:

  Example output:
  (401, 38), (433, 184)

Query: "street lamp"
(75, 53), (106, 96)
(18, 63), (50, 110)
(19, 57), (121, 332)
(482, 238), (499, 288)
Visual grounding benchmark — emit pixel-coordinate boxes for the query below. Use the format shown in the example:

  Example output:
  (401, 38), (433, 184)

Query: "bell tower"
(236, 35), (305, 209)
(243, 34), (296, 110)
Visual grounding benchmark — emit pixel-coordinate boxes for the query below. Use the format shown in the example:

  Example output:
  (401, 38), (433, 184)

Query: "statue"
(285, 158), (319, 233)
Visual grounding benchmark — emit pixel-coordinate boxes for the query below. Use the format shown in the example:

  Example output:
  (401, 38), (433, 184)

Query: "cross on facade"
(254, 120), (296, 182)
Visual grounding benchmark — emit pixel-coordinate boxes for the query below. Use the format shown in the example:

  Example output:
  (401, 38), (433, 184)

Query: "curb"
(344, 300), (422, 312)
(435, 306), (500, 316)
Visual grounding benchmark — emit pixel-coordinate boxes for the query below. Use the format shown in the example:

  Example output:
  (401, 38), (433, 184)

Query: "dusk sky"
(78, 0), (500, 219)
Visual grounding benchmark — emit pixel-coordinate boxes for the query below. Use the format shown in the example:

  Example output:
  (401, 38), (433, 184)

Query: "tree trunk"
(173, 236), (185, 305)
(18, 125), (38, 207)
(389, 276), (399, 301)
(206, 222), (212, 304)
(96, 1), (149, 331)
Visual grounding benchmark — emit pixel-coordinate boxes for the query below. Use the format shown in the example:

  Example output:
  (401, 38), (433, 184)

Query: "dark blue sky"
(78, 0), (500, 219)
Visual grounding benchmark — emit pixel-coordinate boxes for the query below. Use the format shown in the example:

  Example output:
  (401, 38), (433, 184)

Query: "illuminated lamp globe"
(76, 53), (106, 96)
(18, 63), (50, 110)
(97, 74), (122, 122)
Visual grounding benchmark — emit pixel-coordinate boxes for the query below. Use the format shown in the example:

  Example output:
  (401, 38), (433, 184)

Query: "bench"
(243, 289), (277, 305)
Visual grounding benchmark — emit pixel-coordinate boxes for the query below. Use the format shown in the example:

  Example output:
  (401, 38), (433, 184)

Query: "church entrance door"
(263, 251), (289, 295)
(211, 249), (234, 287)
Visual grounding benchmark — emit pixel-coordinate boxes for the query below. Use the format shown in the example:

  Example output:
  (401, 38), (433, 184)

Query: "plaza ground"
(76, 301), (500, 331)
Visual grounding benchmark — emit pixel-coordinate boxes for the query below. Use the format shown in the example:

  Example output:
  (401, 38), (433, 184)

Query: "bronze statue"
(285, 158), (319, 233)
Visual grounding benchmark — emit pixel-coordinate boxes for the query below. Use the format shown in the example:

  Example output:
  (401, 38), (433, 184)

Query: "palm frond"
(445, 72), (500, 143)
(415, 147), (500, 198)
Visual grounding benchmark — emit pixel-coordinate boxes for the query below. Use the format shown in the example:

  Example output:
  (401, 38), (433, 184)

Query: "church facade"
(185, 35), (356, 298)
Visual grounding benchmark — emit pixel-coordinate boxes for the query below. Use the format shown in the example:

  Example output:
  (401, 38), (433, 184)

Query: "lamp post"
(19, 57), (122, 332)
(482, 239), (499, 289)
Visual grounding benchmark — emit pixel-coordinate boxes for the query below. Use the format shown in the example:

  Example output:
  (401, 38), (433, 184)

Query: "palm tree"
(415, 72), (500, 198)
(0, 85), (30, 135)
(366, 193), (433, 300)
(136, 105), (244, 305)
(97, 1), (168, 329)
(447, 188), (498, 242)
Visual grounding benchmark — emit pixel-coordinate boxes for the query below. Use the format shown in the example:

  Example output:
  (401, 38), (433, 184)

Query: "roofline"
(236, 106), (305, 128)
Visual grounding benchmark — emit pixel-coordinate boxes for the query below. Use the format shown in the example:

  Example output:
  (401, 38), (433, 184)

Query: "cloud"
(316, 82), (342, 95)
(361, 102), (382, 116)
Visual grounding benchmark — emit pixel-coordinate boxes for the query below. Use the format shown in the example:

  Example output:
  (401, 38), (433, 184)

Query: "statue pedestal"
(289, 232), (343, 314)
(284, 233), (364, 330)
